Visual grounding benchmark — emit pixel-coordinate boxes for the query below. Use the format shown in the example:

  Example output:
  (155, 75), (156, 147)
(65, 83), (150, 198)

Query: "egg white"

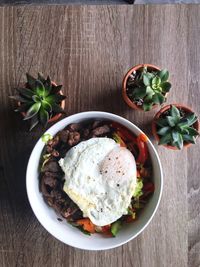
(59, 137), (137, 226)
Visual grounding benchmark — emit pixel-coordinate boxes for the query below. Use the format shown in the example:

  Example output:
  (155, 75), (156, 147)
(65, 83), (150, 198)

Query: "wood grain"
(0, 5), (199, 267)
(187, 6), (200, 267)
(0, 0), (133, 6)
(1, 0), (200, 5)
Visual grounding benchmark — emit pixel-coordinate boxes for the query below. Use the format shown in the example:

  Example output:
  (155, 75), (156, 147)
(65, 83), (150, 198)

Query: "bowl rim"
(26, 111), (163, 250)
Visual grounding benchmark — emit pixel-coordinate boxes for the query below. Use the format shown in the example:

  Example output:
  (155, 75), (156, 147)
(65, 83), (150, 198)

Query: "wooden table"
(0, 5), (199, 267)
(0, 0), (133, 5)
(0, 1), (199, 5)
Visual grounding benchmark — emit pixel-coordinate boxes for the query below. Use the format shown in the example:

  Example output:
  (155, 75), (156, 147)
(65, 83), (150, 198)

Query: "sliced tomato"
(116, 131), (127, 147)
(124, 215), (136, 223)
(111, 122), (137, 142)
(137, 169), (141, 178)
(143, 182), (155, 193)
(101, 224), (111, 232)
(111, 122), (148, 165)
(136, 135), (148, 165)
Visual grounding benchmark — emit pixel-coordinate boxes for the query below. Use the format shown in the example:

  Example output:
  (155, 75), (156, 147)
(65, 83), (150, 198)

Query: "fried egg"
(59, 137), (136, 226)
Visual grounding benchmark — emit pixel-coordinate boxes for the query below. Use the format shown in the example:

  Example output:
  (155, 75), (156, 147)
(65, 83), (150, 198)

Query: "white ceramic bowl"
(26, 111), (163, 250)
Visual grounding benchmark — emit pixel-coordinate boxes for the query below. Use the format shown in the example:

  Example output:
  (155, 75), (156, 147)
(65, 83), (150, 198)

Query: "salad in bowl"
(26, 111), (163, 250)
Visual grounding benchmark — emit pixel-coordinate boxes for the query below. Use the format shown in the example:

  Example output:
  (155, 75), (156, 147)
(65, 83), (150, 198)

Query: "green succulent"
(127, 67), (171, 111)
(10, 73), (66, 130)
(156, 105), (199, 149)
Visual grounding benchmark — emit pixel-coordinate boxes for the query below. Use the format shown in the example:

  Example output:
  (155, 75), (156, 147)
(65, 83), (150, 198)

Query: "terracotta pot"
(152, 104), (200, 150)
(19, 81), (65, 123)
(122, 63), (162, 111)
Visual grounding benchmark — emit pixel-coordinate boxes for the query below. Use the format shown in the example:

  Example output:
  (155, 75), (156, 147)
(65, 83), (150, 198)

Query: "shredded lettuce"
(112, 132), (121, 144)
(111, 221), (122, 237)
(128, 207), (136, 219)
(133, 179), (143, 198)
(132, 201), (145, 209)
(41, 133), (53, 143)
(41, 153), (51, 171)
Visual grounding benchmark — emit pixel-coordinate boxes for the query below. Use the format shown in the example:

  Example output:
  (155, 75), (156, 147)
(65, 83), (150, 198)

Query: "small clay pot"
(152, 104), (199, 150)
(122, 63), (162, 111)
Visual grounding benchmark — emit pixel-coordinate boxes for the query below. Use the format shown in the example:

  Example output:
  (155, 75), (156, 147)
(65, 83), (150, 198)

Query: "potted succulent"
(152, 104), (199, 150)
(122, 64), (172, 111)
(10, 73), (66, 130)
